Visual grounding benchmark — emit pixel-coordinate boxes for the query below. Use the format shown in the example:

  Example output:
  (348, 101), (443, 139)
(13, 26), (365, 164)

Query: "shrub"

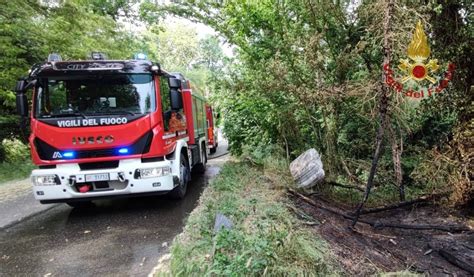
(2, 138), (30, 163)
(240, 142), (284, 166)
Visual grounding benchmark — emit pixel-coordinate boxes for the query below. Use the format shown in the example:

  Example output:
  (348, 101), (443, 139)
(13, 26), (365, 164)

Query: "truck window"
(198, 100), (204, 133)
(192, 97), (205, 136)
(35, 74), (155, 118)
(159, 76), (171, 131)
(160, 76), (186, 133)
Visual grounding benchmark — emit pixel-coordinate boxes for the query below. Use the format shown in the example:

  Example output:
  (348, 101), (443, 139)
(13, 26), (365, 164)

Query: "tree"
(0, 0), (140, 159)
(159, 0), (473, 205)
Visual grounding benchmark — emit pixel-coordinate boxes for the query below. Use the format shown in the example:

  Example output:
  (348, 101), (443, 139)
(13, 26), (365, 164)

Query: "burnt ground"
(292, 194), (474, 276)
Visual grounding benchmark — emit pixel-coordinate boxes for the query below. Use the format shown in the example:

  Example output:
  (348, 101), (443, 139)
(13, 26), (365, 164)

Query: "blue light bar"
(134, 53), (147, 60)
(47, 53), (62, 62)
(62, 151), (75, 158)
(118, 148), (129, 154)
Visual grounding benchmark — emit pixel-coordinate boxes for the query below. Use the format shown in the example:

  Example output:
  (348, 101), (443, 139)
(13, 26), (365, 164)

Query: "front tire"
(193, 143), (207, 174)
(169, 153), (189, 199)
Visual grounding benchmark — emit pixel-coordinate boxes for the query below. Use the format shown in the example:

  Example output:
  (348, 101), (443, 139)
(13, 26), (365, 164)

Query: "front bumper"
(31, 158), (177, 203)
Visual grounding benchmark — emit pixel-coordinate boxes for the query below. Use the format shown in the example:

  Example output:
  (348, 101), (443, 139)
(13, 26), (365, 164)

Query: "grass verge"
(0, 160), (35, 184)
(166, 160), (337, 276)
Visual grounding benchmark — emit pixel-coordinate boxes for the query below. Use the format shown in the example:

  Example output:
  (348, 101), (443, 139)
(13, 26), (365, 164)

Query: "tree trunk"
(351, 0), (393, 228)
(388, 124), (404, 201)
(321, 102), (338, 177)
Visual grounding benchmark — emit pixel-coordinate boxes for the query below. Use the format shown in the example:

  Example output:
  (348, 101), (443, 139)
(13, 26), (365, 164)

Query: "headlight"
(32, 175), (59, 186)
(137, 167), (171, 179)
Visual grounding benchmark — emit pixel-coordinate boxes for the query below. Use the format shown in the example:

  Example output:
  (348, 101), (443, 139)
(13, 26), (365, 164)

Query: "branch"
(288, 189), (471, 233)
(351, 0), (395, 227)
(340, 158), (363, 185)
(439, 249), (474, 274)
(355, 193), (449, 215)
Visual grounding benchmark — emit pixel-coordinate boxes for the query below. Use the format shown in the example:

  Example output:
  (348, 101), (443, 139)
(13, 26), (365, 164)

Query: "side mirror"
(170, 89), (183, 110)
(169, 77), (181, 89)
(16, 93), (28, 117)
(15, 80), (27, 93)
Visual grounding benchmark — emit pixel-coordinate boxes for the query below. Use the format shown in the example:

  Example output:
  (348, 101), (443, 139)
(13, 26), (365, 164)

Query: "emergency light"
(118, 148), (129, 154)
(133, 53), (148, 60)
(62, 151), (75, 158)
(90, 52), (107, 60)
(47, 53), (62, 62)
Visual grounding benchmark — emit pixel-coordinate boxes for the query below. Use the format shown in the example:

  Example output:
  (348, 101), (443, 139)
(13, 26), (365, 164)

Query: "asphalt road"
(0, 139), (228, 276)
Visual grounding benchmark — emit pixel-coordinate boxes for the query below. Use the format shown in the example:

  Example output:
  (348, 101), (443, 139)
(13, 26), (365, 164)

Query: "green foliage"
(1, 0), (471, 203)
(163, 0), (473, 204)
(169, 161), (336, 276)
(2, 138), (29, 163)
(142, 21), (200, 71)
(0, 0), (140, 116)
(0, 138), (34, 183)
(138, 20), (226, 95)
(240, 143), (282, 166)
(0, 115), (24, 161)
(0, 160), (36, 184)
(0, 0), (143, 162)
(78, 0), (139, 20)
(0, 0), (226, 166)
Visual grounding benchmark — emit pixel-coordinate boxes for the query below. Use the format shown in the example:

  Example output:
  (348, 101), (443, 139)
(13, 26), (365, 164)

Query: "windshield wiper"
(45, 112), (88, 119)
(95, 111), (136, 116)
(75, 112), (88, 119)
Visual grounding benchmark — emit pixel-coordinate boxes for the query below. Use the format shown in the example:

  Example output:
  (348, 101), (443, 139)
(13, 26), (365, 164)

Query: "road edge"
(0, 202), (59, 230)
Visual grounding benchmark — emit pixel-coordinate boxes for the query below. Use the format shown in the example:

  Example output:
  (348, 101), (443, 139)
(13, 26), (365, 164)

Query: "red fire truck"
(15, 53), (210, 207)
(206, 105), (218, 154)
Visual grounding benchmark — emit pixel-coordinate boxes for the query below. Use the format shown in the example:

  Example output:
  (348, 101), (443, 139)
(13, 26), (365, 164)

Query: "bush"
(2, 138), (30, 163)
(240, 143), (284, 166)
(0, 160), (36, 183)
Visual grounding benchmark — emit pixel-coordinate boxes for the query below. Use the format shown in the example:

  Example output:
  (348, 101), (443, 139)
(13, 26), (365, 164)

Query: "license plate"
(85, 173), (110, 182)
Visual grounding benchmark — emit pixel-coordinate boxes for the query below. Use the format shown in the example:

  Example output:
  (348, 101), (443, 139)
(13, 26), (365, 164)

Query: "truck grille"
(79, 161), (119, 170)
(34, 131), (152, 161)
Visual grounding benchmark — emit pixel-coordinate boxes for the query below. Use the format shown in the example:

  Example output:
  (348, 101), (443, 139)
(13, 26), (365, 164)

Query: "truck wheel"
(66, 201), (93, 208)
(193, 144), (207, 174)
(169, 153), (189, 199)
(210, 147), (217, 154)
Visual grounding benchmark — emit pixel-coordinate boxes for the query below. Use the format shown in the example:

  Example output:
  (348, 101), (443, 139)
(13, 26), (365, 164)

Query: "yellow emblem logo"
(398, 21), (439, 83)
(384, 20), (454, 99)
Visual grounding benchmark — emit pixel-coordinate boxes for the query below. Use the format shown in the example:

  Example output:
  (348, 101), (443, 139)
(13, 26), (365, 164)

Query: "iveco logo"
(72, 135), (114, 145)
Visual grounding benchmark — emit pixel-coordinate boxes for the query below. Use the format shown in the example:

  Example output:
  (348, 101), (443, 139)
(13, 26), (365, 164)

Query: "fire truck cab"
(15, 53), (209, 206)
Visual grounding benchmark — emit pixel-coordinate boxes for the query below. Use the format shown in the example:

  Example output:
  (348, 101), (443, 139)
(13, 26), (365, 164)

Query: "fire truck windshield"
(35, 74), (155, 118)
